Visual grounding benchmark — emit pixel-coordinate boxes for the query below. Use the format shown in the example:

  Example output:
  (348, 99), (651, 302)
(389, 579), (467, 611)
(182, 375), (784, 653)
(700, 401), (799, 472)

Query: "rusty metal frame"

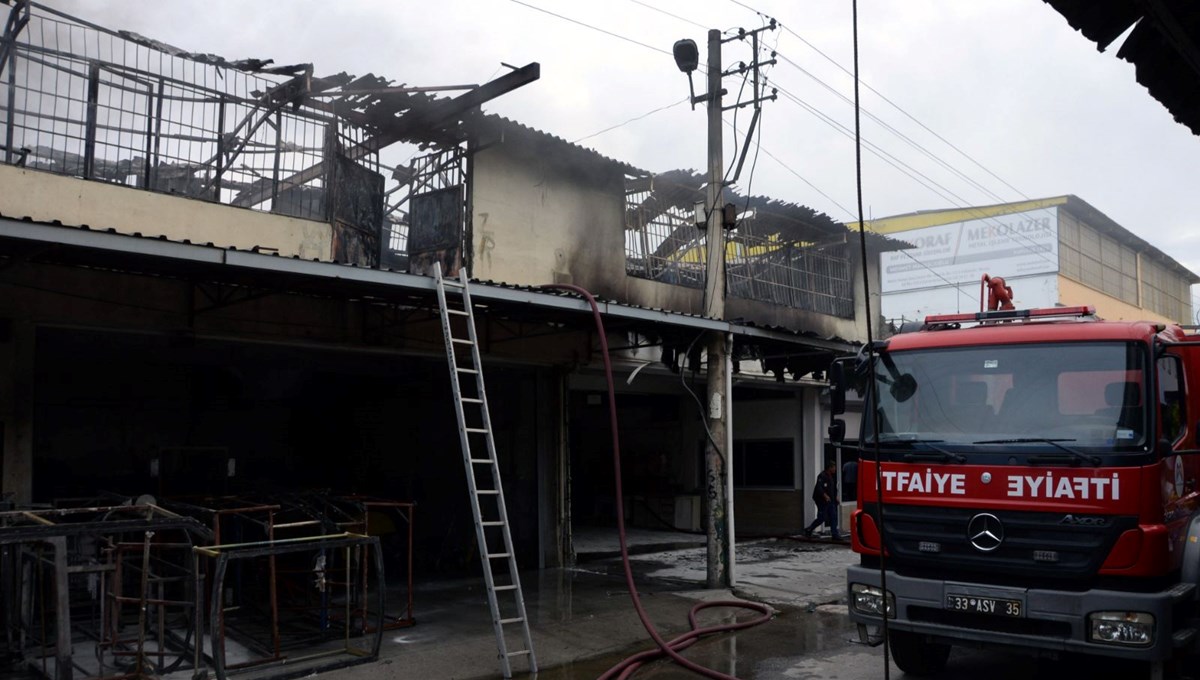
(98, 536), (197, 678)
(161, 498), (285, 669)
(0, 504), (212, 680)
(330, 497), (415, 632)
(195, 533), (383, 680)
(1, 0), (31, 164)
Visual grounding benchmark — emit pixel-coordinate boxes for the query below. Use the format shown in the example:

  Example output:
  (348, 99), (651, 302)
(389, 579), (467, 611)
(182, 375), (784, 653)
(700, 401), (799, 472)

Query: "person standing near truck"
(804, 460), (842, 539)
(842, 458), (858, 502)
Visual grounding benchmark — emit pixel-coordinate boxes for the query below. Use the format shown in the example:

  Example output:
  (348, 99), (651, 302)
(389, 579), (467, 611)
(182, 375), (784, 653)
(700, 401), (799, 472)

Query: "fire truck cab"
(835, 304), (1200, 675)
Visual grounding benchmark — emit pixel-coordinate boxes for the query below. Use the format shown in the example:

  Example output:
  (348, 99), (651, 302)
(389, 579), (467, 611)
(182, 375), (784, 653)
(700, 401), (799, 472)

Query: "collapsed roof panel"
(630, 168), (905, 251)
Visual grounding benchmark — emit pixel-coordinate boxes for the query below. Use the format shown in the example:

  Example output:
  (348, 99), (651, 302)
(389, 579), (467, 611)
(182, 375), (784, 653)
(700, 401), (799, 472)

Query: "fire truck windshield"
(863, 341), (1149, 455)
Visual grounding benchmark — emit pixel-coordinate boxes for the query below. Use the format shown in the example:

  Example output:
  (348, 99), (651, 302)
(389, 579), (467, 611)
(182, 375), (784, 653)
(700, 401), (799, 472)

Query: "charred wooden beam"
(230, 63), (540, 209)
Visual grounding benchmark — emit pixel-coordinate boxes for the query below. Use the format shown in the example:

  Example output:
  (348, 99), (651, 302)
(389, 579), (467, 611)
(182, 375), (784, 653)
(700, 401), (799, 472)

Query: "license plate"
(945, 595), (1023, 618)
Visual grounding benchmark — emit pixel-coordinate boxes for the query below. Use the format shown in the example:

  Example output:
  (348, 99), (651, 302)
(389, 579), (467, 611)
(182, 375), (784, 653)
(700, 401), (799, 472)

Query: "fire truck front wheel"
(888, 630), (951, 676)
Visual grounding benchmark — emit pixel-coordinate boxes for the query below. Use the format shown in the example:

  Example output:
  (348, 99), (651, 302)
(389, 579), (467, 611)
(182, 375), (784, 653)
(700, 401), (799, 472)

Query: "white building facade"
(869, 196), (1196, 326)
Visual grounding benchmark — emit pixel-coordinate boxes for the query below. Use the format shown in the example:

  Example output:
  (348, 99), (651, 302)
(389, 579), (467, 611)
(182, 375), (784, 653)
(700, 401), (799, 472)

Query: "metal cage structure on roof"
(0, 1), (377, 223)
(623, 170), (861, 318)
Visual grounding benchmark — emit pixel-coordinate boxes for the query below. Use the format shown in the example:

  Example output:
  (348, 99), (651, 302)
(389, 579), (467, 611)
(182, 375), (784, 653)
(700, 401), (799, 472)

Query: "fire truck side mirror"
(890, 373), (917, 403)
(829, 418), (846, 443)
(829, 361), (847, 415)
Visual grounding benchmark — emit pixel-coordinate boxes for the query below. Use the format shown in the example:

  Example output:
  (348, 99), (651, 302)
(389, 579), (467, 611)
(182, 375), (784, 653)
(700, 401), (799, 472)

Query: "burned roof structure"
(0, 0), (869, 375)
(1043, 0), (1200, 135)
(624, 168), (906, 320)
(0, 0), (538, 267)
(627, 168), (895, 249)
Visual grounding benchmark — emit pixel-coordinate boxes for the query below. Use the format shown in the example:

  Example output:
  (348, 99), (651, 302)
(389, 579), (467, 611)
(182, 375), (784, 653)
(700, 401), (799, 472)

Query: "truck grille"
(864, 504), (1137, 583)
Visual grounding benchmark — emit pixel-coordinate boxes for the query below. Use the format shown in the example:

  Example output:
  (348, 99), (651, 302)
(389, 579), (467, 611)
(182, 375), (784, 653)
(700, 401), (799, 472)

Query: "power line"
(508, 0), (813, 220)
(729, 1), (1062, 311)
(774, 86), (966, 209)
(772, 82), (1059, 271)
(508, 0), (1046, 294)
(508, 0), (673, 57)
(626, 0), (709, 32)
(572, 97), (689, 144)
(734, 124), (855, 219)
(726, 114), (970, 308)
(725, 117), (973, 309)
(773, 50), (1008, 206)
(728, 0), (1028, 200)
(642, 1), (1055, 281)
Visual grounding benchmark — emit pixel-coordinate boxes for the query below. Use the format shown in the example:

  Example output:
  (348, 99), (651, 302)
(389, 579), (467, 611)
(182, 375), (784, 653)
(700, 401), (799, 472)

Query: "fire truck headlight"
(1088, 612), (1154, 646)
(851, 583), (894, 618)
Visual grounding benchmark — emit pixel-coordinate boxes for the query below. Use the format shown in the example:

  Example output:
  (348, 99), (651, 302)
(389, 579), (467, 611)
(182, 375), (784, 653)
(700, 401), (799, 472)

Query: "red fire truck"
(833, 299), (1200, 675)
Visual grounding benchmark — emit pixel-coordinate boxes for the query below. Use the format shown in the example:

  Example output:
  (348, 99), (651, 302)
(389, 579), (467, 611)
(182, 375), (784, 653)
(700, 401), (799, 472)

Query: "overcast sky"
(49, 0), (1200, 318)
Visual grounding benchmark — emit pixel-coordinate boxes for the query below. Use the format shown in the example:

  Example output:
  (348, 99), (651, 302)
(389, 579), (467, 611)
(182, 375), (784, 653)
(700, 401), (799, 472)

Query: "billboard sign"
(880, 208), (1059, 293)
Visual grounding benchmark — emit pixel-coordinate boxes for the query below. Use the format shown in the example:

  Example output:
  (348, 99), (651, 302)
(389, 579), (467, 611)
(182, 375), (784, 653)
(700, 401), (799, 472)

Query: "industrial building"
(864, 195), (1198, 326)
(0, 3), (904, 678)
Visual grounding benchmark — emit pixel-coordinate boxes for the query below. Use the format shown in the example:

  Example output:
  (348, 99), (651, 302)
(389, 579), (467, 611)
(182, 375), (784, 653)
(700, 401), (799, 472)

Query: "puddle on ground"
(533, 609), (856, 679)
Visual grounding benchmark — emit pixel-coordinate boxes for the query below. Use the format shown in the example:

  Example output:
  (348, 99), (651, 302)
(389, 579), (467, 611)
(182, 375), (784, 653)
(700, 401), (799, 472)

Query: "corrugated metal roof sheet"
(0, 213), (857, 352)
(1044, 0), (1200, 136)
(469, 114), (645, 175)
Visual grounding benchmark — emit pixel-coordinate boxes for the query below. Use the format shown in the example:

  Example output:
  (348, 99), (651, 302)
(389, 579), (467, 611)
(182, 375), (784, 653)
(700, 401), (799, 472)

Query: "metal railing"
(624, 184), (855, 316)
(0, 1), (376, 221)
(727, 237), (854, 318)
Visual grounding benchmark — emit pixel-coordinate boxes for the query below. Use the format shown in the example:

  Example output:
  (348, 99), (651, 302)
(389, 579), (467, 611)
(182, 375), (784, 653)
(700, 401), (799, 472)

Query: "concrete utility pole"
(675, 21), (776, 591)
(701, 28), (730, 590)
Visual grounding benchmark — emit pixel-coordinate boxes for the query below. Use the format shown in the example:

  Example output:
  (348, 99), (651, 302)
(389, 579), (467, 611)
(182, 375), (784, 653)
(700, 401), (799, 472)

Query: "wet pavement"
(325, 533), (1177, 680)
(532, 606), (1156, 679)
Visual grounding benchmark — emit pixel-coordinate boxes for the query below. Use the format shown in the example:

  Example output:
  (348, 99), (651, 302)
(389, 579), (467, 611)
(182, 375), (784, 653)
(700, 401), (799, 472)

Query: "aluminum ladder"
(433, 262), (537, 678)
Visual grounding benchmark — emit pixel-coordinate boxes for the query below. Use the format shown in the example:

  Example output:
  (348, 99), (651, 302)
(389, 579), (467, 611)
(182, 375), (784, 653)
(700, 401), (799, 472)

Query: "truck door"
(1161, 345), (1200, 567)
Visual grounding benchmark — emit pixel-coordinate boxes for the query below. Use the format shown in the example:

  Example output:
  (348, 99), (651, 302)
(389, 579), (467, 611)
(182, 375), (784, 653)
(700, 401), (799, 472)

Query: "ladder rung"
(494, 584), (518, 591)
(457, 368), (479, 374)
(445, 308), (470, 316)
(462, 397), (483, 404)
(476, 490), (500, 495)
(481, 521), (505, 527)
(470, 458), (493, 464)
(441, 279), (466, 288)
(465, 427), (489, 434)
(505, 649), (531, 657)
(451, 338), (474, 345)
(498, 617), (524, 625)
(486, 552), (511, 559)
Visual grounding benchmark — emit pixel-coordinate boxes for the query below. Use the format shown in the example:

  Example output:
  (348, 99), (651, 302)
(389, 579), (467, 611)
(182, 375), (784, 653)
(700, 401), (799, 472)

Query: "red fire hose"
(540, 283), (774, 680)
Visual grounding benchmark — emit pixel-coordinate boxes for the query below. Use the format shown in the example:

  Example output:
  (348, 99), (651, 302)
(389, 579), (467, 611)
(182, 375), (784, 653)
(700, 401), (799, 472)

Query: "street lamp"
(672, 38), (701, 109)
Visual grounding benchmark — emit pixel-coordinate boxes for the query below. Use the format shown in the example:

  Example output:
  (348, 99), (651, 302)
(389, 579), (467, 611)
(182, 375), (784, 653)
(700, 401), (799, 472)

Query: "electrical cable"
(728, 0), (1028, 200)
(851, 3), (891, 677)
(723, 1), (1065, 284)
(508, 0), (682, 61)
(770, 81), (1060, 272)
(572, 97), (690, 144)
(539, 283), (772, 680)
(626, 0), (710, 32)
(624, 1), (985, 228)
(680, 331), (724, 461)
(739, 131), (856, 218)
(719, 115), (982, 312)
(515, 0), (1037, 321)
(735, 24), (769, 230)
(772, 50), (1008, 206)
(737, 102), (763, 227)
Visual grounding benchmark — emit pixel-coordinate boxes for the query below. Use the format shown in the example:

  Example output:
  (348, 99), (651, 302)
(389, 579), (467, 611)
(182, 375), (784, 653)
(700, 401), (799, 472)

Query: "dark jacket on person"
(812, 470), (838, 505)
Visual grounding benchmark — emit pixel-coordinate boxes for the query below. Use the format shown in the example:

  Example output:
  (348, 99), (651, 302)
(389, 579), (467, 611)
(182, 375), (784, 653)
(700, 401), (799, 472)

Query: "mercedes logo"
(967, 513), (1004, 552)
